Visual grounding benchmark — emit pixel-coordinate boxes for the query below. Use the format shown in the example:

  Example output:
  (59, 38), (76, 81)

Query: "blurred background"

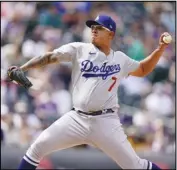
(1, 1), (176, 169)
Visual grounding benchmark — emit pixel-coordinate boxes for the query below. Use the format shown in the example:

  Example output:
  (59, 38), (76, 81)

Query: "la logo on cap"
(95, 16), (99, 21)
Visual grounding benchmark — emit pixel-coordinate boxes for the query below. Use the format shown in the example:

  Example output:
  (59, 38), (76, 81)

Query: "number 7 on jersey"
(108, 76), (117, 92)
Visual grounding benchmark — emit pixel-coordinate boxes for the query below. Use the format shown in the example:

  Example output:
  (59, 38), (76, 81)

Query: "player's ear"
(109, 31), (114, 39)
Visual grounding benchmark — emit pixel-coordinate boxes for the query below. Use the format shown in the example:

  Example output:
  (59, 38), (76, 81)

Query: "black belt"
(72, 108), (114, 116)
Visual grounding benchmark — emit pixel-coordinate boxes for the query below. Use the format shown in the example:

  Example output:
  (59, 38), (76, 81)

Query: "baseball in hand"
(162, 35), (172, 44)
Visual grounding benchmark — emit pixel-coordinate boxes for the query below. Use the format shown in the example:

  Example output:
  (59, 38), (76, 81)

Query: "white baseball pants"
(25, 110), (150, 169)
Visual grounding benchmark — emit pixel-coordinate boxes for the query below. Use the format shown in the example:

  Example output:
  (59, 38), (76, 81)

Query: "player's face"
(91, 25), (114, 46)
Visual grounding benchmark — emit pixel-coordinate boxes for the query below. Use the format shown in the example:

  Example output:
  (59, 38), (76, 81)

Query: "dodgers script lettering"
(81, 60), (121, 80)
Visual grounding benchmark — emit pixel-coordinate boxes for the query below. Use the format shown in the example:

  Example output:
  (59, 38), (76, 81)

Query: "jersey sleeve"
(122, 52), (140, 77)
(53, 42), (81, 62)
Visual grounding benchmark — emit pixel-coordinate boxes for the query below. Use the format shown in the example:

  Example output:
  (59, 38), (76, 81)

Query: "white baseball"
(163, 35), (172, 44)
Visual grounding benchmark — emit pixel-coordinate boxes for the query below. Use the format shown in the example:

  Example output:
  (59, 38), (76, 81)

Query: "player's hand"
(7, 66), (33, 89)
(159, 32), (172, 49)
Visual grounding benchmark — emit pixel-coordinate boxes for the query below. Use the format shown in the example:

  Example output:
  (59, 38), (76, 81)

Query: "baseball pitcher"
(7, 15), (172, 169)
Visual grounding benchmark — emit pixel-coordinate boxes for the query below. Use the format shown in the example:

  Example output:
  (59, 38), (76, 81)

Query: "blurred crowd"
(1, 2), (175, 154)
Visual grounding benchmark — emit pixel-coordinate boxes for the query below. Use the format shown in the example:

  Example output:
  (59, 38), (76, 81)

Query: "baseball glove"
(7, 66), (33, 89)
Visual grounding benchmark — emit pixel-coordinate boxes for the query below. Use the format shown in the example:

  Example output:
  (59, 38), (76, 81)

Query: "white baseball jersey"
(53, 42), (139, 112)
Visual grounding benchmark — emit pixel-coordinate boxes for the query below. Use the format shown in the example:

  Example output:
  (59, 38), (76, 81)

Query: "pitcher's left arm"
(129, 32), (172, 77)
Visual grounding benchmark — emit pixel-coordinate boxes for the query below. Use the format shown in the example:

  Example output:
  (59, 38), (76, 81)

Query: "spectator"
(144, 82), (174, 116)
(39, 4), (62, 29)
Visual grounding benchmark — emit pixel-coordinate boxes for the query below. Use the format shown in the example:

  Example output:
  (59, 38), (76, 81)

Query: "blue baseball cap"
(86, 15), (116, 33)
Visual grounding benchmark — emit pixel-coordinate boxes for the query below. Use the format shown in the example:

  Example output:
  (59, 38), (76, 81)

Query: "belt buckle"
(102, 109), (107, 114)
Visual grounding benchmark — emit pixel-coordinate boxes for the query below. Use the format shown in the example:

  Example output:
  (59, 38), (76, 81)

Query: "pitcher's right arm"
(20, 42), (80, 72)
(20, 52), (60, 72)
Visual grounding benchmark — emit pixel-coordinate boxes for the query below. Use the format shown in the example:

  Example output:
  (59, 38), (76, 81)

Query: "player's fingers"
(160, 32), (170, 41)
(8, 66), (18, 71)
(159, 32), (171, 45)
